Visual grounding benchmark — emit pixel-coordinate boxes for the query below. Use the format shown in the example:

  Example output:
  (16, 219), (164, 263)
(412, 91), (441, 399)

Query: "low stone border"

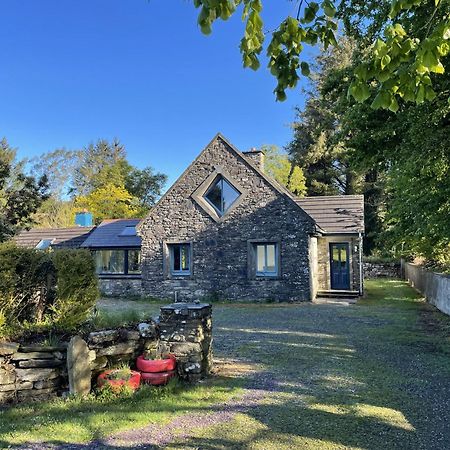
(0, 302), (212, 404)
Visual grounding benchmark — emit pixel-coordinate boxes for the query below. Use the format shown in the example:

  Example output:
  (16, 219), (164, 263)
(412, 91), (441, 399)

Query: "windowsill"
(98, 274), (142, 280)
(254, 274), (281, 280)
(170, 273), (191, 278)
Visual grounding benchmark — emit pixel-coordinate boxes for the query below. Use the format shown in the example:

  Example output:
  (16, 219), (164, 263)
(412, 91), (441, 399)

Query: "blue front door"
(330, 243), (350, 290)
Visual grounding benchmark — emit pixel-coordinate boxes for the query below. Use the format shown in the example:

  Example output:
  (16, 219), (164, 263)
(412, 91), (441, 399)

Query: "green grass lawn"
(1, 279), (450, 449)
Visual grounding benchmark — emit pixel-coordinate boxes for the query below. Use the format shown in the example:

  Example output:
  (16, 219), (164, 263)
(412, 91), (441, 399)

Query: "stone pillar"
(67, 336), (91, 396)
(159, 302), (212, 382)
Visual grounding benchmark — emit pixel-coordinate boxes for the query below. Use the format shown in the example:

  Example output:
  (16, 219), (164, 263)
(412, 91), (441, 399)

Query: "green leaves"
(348, 81), (371, 102)
(301, 61), (310, 76)
(193, 0), (448, 105)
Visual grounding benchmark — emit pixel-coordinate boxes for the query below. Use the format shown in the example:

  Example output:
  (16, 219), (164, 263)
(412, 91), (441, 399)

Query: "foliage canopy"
(193, 0), (450, 105)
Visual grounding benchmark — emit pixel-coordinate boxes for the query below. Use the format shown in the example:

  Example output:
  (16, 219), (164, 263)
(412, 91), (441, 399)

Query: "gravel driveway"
(9, 280), (450, 449)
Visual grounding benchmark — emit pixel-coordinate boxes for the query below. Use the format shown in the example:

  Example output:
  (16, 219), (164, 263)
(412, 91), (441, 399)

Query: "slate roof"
(295, 195), (365, 234)
(14, 227), (95, 249)
(81, 219), (142, 248)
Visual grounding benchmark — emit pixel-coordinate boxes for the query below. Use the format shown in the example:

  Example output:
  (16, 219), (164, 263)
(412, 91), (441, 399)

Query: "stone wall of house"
(0, 302), (213, 404)
(363, 262), (400, 279)
(139, 135), (315, 302)
(99, 278), (143, 297)
(404, 262), (450, 316)
(0, 342), (67, 404)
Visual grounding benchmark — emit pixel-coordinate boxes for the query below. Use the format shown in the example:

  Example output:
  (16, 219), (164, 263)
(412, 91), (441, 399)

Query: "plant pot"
(140, 370), (176, 386)
(97, 369), (141, 392)
(136, 354), (176, 373)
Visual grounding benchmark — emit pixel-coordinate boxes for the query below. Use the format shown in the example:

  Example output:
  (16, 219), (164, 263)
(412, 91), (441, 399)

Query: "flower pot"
(136, 354), (176, 373)
(140, 370), (176, 386)
(97, 369), (141, 392)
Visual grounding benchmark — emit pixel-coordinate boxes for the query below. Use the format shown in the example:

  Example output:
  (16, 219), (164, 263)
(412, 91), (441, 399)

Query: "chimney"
(243, 147), (265, 172)
(75, 210), (93, 227)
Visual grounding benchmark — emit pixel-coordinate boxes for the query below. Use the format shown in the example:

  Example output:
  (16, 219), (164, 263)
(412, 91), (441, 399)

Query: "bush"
(0, 243), (99, 340)
(363, 255), (399, 264)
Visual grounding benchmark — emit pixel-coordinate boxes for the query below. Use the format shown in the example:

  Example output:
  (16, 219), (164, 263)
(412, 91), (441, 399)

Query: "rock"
(138, 322), (156, 338)
(20, 344), (67, 352)
(120, 330), (140, 341)
(34, 378), (61, 390)
(183, 362), (202, 374)
(90, 356), (108, 370)
(15, 368), (60, 382)
(18, 359), (63, 368)
(88, 350), (96, 364)
(0, 342), (19, 356)
(170, 333), (186, 342)
(0, 391), (15, 403)
(67, 336), (91, 396)
(53, 351), (66, 360)
(169, 342), (202, 356)
(88, 330), (119, 345)
(11, 352), (55, 360)
(96, 342), (136, 357)
(17, 388), (57, 402)
(0, 382), (33, 392)
(0, 368), (16, 384)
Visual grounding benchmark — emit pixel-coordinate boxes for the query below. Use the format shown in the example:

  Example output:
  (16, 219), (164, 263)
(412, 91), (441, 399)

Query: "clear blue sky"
(0, 0), (311, 187)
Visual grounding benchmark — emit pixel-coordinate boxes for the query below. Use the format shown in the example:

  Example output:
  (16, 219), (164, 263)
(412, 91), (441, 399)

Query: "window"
(93, 249), (141, 275)
(127, 249), (141, 274)
(169, 243), (191, 276)
(204, 176), (240, 216)
(254, 243), (279, 277)
(120, 226), (137, 237)
(36, 239), (54, 250)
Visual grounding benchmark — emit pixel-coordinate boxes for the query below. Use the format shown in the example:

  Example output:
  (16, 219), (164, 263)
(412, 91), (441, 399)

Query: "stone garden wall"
(0, 342), (67, 404)
(363, 262), (400, 279)
(0, 302), (213, 404)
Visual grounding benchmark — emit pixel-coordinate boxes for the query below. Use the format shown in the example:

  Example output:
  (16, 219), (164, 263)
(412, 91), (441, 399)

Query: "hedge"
(0, 242), (99, 340)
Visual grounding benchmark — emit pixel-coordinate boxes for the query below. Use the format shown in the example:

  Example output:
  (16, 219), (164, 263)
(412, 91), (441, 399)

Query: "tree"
(0, 138), (49, 241)
(32, 198), (76, 229)
(72, 139), (127, 196)
(125, 166), (167, 209)
(191, 0), (450, 105)
(262, 145), (307, 196)
(31, 138), (167, 226)
(74, 183), (141, 224)
(287, 39), (362, 197)
(30, 148), (81, 198)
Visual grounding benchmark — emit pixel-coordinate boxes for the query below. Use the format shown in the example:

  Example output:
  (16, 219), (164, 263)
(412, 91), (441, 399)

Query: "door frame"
(329, 242), (351, 290)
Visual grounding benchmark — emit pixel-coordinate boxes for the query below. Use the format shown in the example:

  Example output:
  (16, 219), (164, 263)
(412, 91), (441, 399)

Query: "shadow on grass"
(2, 280), (450, 449)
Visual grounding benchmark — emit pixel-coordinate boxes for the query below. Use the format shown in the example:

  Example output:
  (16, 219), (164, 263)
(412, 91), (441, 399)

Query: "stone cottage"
(138, 134), (364, 302)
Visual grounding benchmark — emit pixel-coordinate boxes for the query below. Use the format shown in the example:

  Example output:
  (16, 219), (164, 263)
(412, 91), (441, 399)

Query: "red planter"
(136, 354), (176, 373)
(140, 370), (176, 386)
(97, 370), (141, 392)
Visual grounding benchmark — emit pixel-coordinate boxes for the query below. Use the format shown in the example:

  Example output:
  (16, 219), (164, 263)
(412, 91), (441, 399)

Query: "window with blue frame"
(169, 243), (191, 276)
